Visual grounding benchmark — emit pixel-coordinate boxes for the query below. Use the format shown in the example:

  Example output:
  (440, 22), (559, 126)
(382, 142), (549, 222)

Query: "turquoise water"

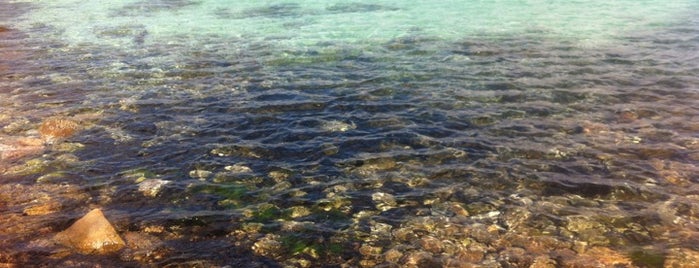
(2, 0), (699, 266)
(16, 0), (698, 47)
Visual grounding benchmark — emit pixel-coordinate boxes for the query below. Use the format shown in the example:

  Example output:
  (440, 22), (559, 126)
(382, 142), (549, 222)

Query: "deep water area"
(2, 1), (699, 267)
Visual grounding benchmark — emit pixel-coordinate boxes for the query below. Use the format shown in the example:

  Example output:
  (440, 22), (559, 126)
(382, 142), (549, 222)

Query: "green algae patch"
(191, 184), (250, 200)
(5, 158), (49, 176)
(267, 48), (364, 66)
(120, 168), (157, 181)
(280, 233), (345, 258)
(251, 203), (282, 223)
(629, 250), (665, 268)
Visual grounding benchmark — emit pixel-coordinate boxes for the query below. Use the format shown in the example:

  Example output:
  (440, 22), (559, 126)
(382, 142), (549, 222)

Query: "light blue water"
(17, 0), (697, 48)
(2, 1), (699, 267)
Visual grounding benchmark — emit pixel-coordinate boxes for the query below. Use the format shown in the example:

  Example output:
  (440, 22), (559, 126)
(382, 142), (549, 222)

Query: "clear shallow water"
(2, 0), (699, 267)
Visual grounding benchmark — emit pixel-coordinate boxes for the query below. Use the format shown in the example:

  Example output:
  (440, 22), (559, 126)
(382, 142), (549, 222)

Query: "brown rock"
(16, 137), (45, 147)
(499, 247), (536, 267)
(531, 255), (557, 268)
(23, 200), (61, 215)
(617, 110), (639, 123)
(456, 246), (485, 263)
(359, 244), (383, 257)
(665, 248), (699, 268)
(384, 248), (404, 263)
(402, 250), (438, 267)
(54, 208), (125, 254)
(121, 231), (165, 262)
(0, 144), (44, 162)
(559, 247), (633, 267)
(38, 117), (79, 141)
(419, 236), (443, 254)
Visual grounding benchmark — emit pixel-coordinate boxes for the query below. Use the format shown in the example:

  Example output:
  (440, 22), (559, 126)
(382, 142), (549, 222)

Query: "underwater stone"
(664, 248), (699, 267)
(224, 164), (252, 173)
(354, 158), (397, 175)
(38, 117), (79, 142)
(616, 110), (639, 123)
(562, 247), (633, 267)
(320, 120), (356, 132)
(418, 236), (443, 254)
(530, 256), (557, 268)
(5, 158), (49, 176)
(287, 206), (311, 218)
(54, 142), (85, 152)
(280, 221), (314, 232)
(359, 244), (383, 257)
(268, 170), (291, 183)
(54, 208), (125, 254)
(252, 234), (282, 258)
(565, 216), (610, 245)
(23, 200), (61, 216)
(371, 192), (397, 211)
(0, 143), (44, 163)
(498, 247), (534, 267)
(120, 231), (164, 263)
(138, 179), (170, 197)
(403, 250), (439, 267)
(320, 143), (339, 156)
(369, 222), (393, 237)
(383, 248), (404, 263)
(2, 118), (32, 134)
(189, 169), (212, 180)
(210, 145), (262, 158)
(455, 244), (486, 263)
(36, 171), (69, 183)
(16, 137), (44, 147)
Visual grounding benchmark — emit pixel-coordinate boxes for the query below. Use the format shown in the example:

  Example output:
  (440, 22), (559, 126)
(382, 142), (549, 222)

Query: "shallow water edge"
(2, 1), (699, 267)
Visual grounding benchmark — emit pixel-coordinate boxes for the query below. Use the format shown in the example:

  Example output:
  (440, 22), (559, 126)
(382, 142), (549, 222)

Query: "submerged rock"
(664, 248), (699, 268)
(320, 120), (356, 132)
(38, 117), (79, 143)
(353, 157), (397, 175)
(189, 169), (212, 180)
(0, 143), (44, 163)
(54, 208), (125, 254)
(138, 179), (171, 197)
(252, 234), (282, 258)
(224, 163), (253, 174)
(371, 192), (397, 211)
(120, 231), (166, 262)
(559, 247), (633, 267)
(23, 200), (61, 216)
(4, 158), (49, 176)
